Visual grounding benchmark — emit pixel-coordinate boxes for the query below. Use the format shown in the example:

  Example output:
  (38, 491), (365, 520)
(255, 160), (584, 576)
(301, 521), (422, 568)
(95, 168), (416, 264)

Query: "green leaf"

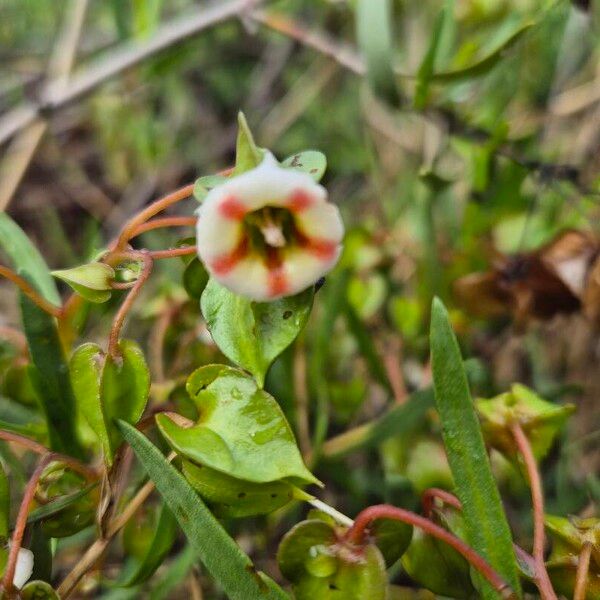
(234, 112), (266, 174)
(20, 581), (59, 600)
(20, 296), (83, 458)
(52, 263), (115, 303)
(277, 520), (387, 600)
(430, 298), (521, 598)
(20, 581), (60, 600)
(156, 364), (318, 485)
(182, 459), (308, 518)
(117, 420), (290, 600)
(414, 4), (449, 109)
(356, 0), (400, 105)
(431, 21), (534, 83)
(70, 340), (150, 464)
(193, 174), (229, 202)
(201, 278), (314, 387)
(281, 151), (327, 182)
(182, 258), (209, 300)
(149, 546), (197, 600)
(0, 213), (60, 305)
(122, 503), (178, 587)
(370, 518), (413, 568)
(477, 384), (575, 463)
(402, 526), (475, 598)
(27, 482), (98, 525)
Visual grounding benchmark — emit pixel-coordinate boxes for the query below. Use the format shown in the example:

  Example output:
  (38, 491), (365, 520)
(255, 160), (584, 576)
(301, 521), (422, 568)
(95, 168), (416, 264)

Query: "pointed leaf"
(430, 298), (521, 598)
(20, 296), (83, 457)
(234, 112), (266, 174)
(52, 263), (114, 303)
(156, 364), (318, 485)
(193, 174), (229, 202)
(201, 279), (314, 387)
(117, 420), (290, 600)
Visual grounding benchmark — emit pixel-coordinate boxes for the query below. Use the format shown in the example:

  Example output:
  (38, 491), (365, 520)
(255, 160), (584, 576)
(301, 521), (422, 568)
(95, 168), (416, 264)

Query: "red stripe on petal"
(288, 190), (314, 213)
(296, 231), (338, 261)
(210, 237), (249, 275)
(268, 268), (289, 297)
(219, 196), (247, 220)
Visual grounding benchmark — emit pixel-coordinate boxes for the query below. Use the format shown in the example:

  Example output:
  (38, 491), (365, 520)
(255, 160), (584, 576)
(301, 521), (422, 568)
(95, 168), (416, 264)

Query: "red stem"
(346, 505), (514, 597)
(422, 487), (462, 517)
(2, 454), (55, 593)
(129, 215), (197, 238)
(147, 246), (197, 259)
(114, 184), (195, 251)
(107, 251), (153, 356)
(0, 265), (62, 318)
(510, 422), (557, 600)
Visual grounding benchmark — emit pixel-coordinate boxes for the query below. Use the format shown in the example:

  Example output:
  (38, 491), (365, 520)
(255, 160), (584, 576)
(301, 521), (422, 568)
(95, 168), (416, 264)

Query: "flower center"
(244, 206), (296, 251)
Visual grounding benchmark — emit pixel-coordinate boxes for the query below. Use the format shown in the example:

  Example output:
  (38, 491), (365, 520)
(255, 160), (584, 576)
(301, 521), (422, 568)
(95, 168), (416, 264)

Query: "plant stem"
(114, 184), (194, 250)
(0, 265), (62, 318)
(307, 498), (354, 528)
(0, 430), (98, 479)
(346, 504), (515, 598)
(421, 487), (462, 517)
(107, 251), (153, 356)
(147, 246), (197, 259)
(574, 541), (592, 600)
(510, 421), (557, 600)
(129, 215), (197, 238)
(2, 453), (56, 594)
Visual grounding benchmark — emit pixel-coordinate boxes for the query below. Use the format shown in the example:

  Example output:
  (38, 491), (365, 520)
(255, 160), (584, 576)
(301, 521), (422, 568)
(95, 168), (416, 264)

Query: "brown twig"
(574, 541), (593, 600)
(0, 265), (62, 318)
(510, 422), (557, 600)
(345, 504), (515, 598)
(107, 251), (153, 356)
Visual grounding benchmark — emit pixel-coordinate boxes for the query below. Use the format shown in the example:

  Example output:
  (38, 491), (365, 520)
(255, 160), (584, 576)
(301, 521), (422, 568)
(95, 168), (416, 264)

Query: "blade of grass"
(118, 421), (290, 600)
(430, 298), (521, 598)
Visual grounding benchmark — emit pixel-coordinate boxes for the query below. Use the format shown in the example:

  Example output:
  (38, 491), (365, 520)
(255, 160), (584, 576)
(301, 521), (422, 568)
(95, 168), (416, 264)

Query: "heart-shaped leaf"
(281, 151), (327, 182)
(201, 280), (314, 387)
(182, 459), (309, 518)
(156, 364), (318, 485)
(370, 518), (413, 567)
(70, 340), (150, 464)
(52, 263), (115, 303)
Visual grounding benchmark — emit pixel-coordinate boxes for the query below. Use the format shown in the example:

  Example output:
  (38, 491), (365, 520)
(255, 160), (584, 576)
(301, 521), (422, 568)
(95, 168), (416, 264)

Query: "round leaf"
(156, 365), (318, 485)
(182, 459), (302, 517)
(20, 581), (59, 600)
(370, 518), (413, 567)
(183, 257), (209, 300)
(281, 151), (327, 182)
(201, 279), (314, 387)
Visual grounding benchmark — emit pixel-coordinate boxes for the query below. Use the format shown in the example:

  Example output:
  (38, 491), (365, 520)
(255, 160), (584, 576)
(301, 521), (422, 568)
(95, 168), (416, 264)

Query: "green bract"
(477, 383), (575, 462)
(52, 262), (115, 303)
(200, 281), (314, 387)
(156, 364), (318, 485)
(70, 339), (150, 464)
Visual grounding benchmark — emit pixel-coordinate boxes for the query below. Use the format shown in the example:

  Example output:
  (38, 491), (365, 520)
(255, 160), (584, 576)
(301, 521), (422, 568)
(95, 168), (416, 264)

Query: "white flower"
(196, 153), (344, 301)
(8, 545), (33, 589)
